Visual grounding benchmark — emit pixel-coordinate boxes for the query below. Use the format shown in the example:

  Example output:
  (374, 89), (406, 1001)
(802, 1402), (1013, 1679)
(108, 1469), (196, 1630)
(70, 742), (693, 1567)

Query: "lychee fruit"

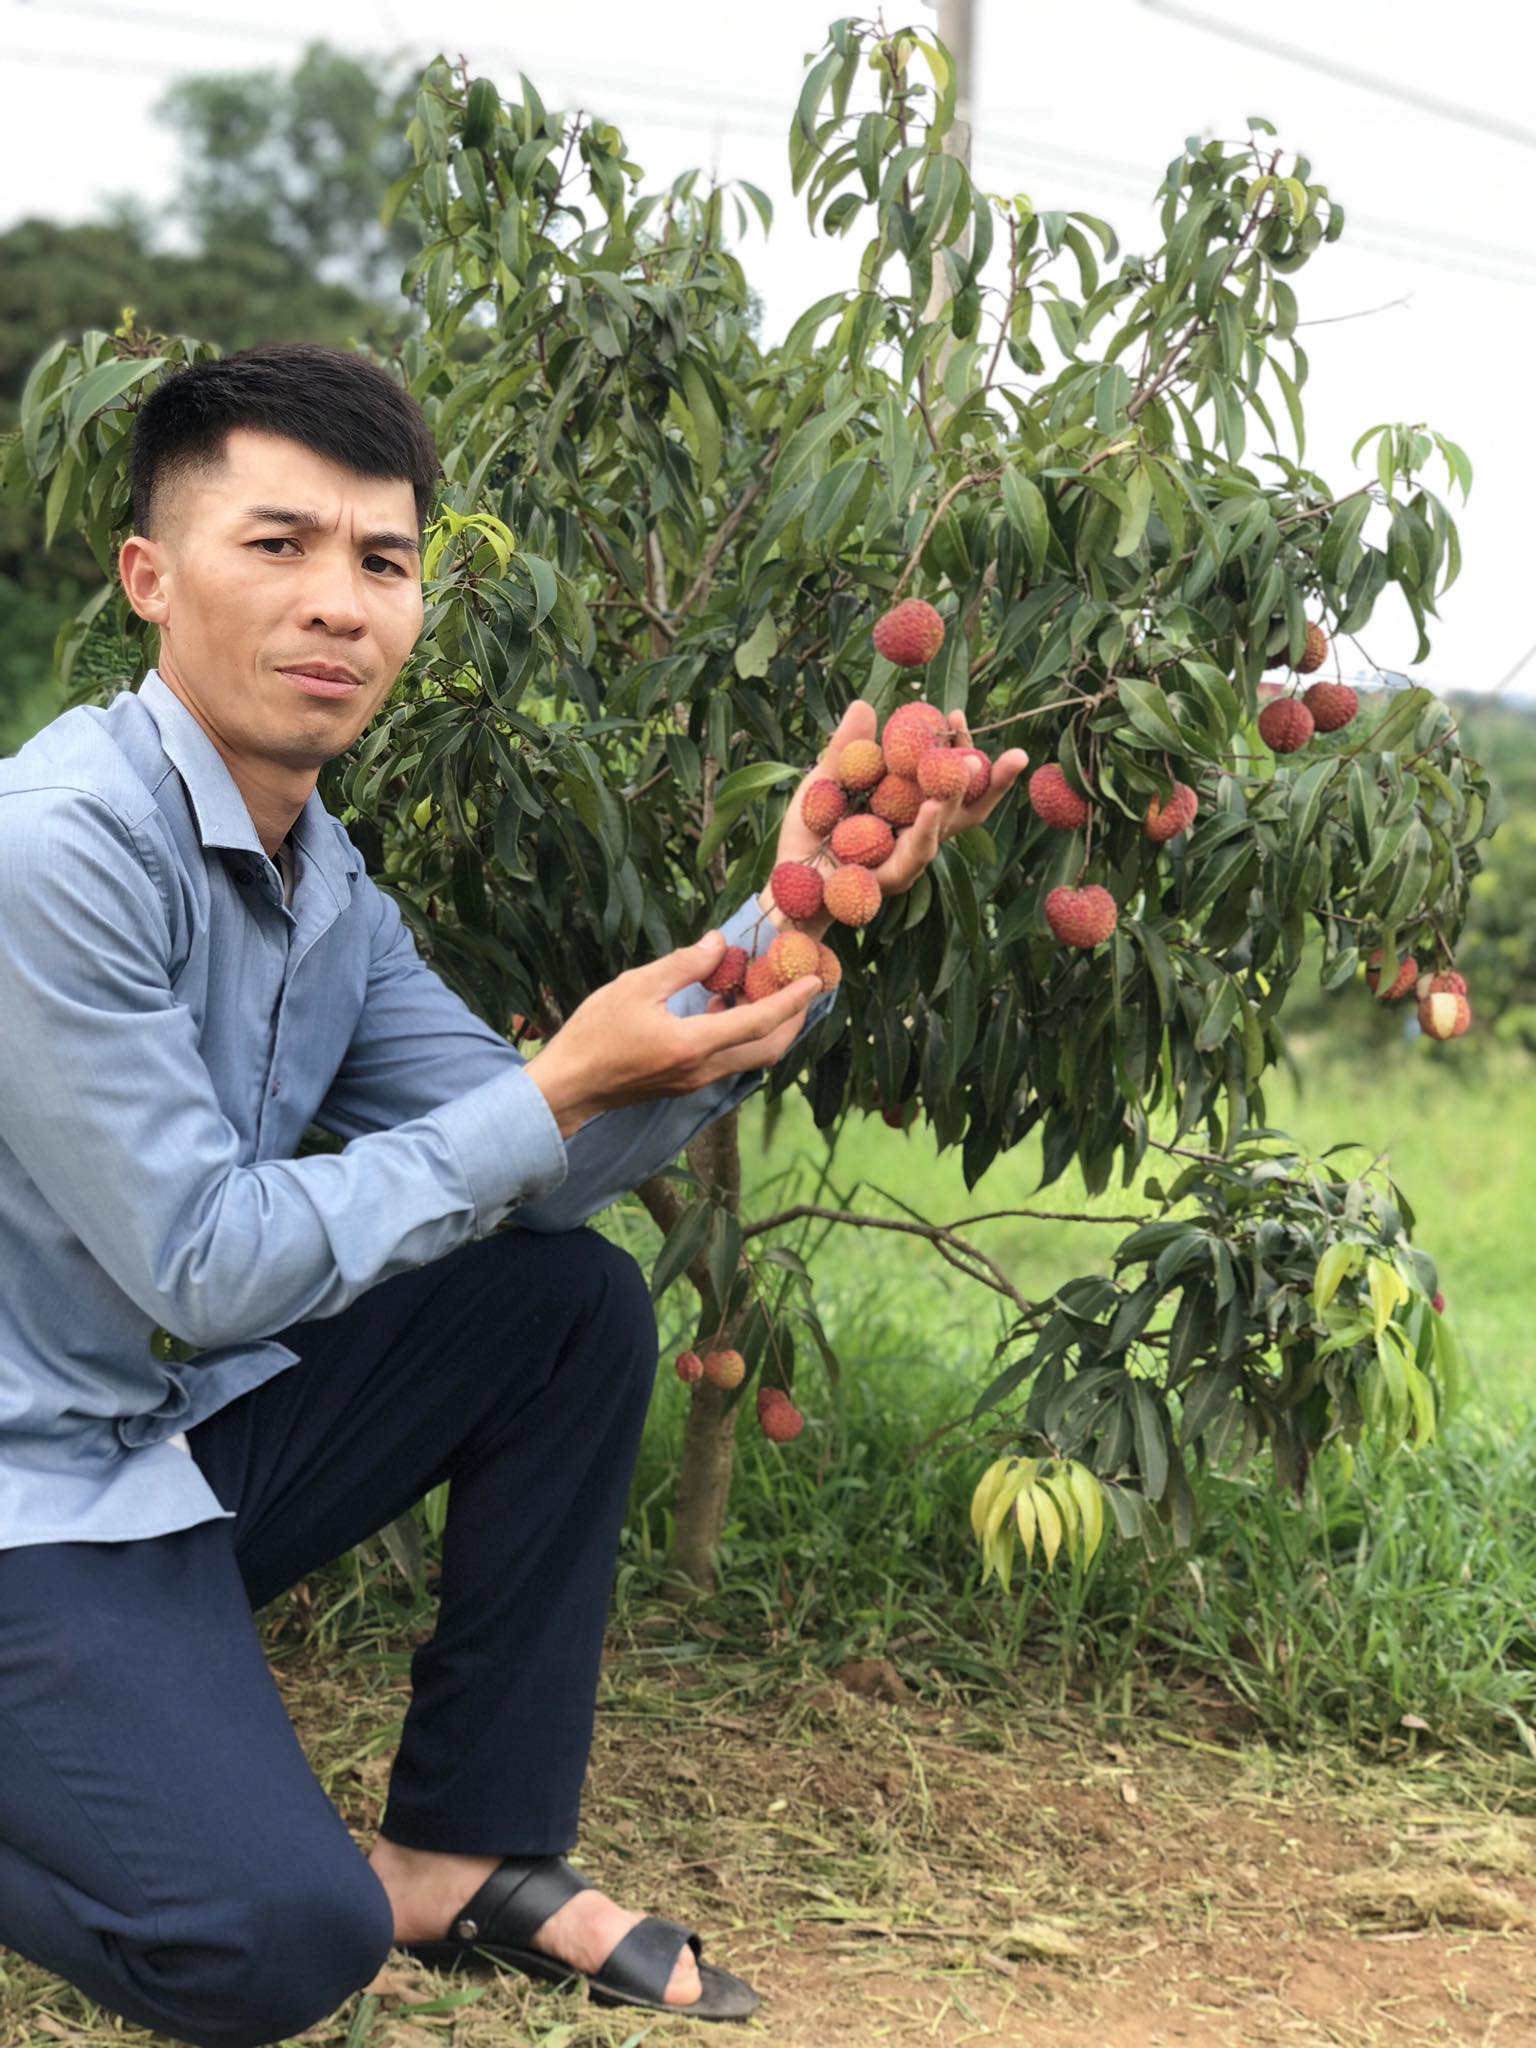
(956, 747), (992, 802)
(824, 865), (882, 926)
(769, 860), (824, 921)
(830, 814), (895, 868)
(1257, 697), (1314, 754)
(836, 740), (887, 792)
(1366, 949), (1418, 1002)
(881, 700), (950, 775)
(701, 1348), (746, 1389)
(1432, 1290), (1446, 1313)
(1303, 680), (1357, 733)
(1418, 989), (1472, 1040)
(916, 746), (972, 801)
(701, 944), (748, 997)
(1144, 782), (1199, 844)
(1416, 969), (1467, 999)
(764, 930), (822, 989)
(755, 1383), (788, 1418)
(1028, 763), (1091, 829)
(760, 1399), (805, 1443)
(801, 779), (849, 836)
(1297, 622), (1330, 675)
(814, 942), (843, 992)
(870, 773), (924, 828)
(880, 1102), (908, 1130)
(1045, 885), (1118, 948)
(675, 1350), (704, 1384)
(873, 598), (945, 668)
(742, 954), (781, 1002)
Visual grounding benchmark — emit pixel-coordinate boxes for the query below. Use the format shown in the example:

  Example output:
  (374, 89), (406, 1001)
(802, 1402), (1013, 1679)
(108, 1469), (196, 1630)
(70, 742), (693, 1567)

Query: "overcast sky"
(4, 0), (1533, 700)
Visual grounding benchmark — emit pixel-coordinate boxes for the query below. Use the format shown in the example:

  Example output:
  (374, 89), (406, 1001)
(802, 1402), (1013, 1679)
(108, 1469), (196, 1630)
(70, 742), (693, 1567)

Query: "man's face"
(120, 426), (425, 771)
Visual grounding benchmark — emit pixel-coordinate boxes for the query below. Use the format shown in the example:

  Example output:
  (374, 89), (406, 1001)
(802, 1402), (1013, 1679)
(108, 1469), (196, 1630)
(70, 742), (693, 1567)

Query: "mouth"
(278, 665), (363, 700)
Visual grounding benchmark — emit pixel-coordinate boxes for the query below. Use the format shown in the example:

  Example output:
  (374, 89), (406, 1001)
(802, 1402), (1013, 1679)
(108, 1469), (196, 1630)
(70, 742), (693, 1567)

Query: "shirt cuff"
(430, 1062), (570, 1232)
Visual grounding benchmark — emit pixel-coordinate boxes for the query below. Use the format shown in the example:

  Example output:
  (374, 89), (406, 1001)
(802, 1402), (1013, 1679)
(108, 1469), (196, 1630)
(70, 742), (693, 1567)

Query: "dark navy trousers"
(0, 1224), (658, 2048)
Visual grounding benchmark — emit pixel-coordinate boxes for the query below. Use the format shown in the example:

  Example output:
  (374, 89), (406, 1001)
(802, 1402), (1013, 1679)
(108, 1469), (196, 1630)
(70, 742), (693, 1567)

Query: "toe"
(665, 1944), (703, 2008)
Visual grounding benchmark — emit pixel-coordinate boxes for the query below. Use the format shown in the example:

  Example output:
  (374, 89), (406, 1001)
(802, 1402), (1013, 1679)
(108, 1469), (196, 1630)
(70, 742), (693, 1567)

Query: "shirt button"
(270, 1080), (281, 1098)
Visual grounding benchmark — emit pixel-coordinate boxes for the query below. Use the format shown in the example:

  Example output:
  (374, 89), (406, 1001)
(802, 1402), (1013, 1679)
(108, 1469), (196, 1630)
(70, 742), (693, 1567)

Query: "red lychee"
(916, 747), (972, 801)
(881, 700), (950, 775)
(873, 598), (945, 668)
(1297, 622), (1330, 675)
(760, 1398), (805, 1443)
(1417, 969), (1468, 999)
(1045, 885), (1118, 948)
(769, 860), (824, 921)
(956, 747), (992, 802)
(755, 1383), (788, 1418)
(836, 739), (887, 793)
(702, 1348), (746, 1389)
(1432, 1290), (1446, 1313)
(1028, 763), (1091, 829)
(675, 1350), (704, 1384)
(1257, 698), (1314, 754)
(764, 930), (822, 989)
(830, 814), (895, 867)
(801, 779), (849, 836)
(1418, 989), (1472, 1040)
(824, 865), (882, 926)
(1144, 782), (1199, 844)
(1303, 680), (1357, 733)
(701, 944), (748, 997)
(870, 773), (924, 828)
(1366, 949), (1419, 1002)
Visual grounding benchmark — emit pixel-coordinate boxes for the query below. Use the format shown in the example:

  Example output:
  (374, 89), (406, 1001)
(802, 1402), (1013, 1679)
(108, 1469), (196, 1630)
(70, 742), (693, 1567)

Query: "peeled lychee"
(702, 1348), (746, 1389)
(1297, 622), (1330, 675)
(1045, 885), (1118, 948)
(760, 1399), (805, 1443)
(1257, 697), (1314, 754)
(1144, 782), (1198, 844)
(956, 747), (992, 802)
(769, 860), (824, 921)
(702, 944), (748, 997)
(870, 773), (924, 828)
(801, 779), (849, 836)
(916, 747), (972, 801)
(1366, 949), (1418, 1002)
(742, 954), (780, 1002)
(881, 700), (950, 775)
(764, 930), (822, 989)
(1029, 763), (1091, 829)
(675, 1350), (704, 1384)
(836, 740), (887, 792)
(1418, 989), (1472, 1040)
(824, 865), (882, 926)
(830, 814), (895, 868)
(814, 942), (843, 992)
(1303, 680), (1357, 733)
(873, 598), (945, 668)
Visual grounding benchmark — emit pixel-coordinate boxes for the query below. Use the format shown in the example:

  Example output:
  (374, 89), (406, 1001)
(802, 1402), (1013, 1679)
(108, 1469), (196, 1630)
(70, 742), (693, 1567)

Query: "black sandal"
(396, 1853), (762, 2022)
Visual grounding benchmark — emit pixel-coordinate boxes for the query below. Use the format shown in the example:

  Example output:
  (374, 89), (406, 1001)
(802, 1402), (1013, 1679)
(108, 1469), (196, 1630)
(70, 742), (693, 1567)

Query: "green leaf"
(679, 359), (721, 493)
(1115, 678), (1184, 750)
(651, 1199), (714, 1300)
(1000, 467), (1050, 575)
(1113, 463), (1153, 558)
(733, 612), (779, 679)
(63, 355), (165, 443)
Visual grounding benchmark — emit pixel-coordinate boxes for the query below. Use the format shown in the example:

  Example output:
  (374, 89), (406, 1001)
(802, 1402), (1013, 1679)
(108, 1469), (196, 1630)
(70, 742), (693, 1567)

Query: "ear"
(119, 534), (171, 625)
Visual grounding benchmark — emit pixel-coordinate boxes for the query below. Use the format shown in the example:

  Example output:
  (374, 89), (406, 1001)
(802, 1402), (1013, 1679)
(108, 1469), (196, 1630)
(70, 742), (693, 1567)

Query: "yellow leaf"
(1013, 1482), (1038, 1565)
(1038, 1469), (1081, 1566)
(1065, 1460), (1106, 1563)
(1032, 1483), (1065, 1572)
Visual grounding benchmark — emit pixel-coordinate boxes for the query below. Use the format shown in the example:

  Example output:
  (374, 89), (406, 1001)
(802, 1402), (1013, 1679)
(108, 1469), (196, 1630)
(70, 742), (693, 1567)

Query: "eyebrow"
(239, 504), (420, 557)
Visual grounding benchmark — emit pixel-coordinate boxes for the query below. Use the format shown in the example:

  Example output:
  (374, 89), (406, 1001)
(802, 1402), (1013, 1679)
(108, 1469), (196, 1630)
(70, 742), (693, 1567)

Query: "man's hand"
(523, 936), (823, 1139)
(758, 698), (1030, 943)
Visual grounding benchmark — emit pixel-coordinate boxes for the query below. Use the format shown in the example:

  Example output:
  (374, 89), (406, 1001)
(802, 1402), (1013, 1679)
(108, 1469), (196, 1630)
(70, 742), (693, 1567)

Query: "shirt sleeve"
(0, 790), (570, 1353)
(315, 874), (839, 1238)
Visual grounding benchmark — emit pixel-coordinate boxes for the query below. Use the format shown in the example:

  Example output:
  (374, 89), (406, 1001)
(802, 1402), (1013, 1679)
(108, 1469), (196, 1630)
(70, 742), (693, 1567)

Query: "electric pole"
(922, 0), (977, 391)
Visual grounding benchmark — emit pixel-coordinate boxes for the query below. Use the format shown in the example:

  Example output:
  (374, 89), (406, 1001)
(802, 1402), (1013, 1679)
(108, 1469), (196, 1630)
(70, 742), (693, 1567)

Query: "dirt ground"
(5, 1619), (1536, 2048)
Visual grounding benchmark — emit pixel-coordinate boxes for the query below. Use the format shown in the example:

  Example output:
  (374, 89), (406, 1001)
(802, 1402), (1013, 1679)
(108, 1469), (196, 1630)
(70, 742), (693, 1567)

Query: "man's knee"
(499, 1225), (657, 1358)
(132, 1864), (394, 2048)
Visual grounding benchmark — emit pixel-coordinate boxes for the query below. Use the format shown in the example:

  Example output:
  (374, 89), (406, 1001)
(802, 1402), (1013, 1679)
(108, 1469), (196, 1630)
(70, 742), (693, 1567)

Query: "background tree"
(5, 23), (1495, 1597)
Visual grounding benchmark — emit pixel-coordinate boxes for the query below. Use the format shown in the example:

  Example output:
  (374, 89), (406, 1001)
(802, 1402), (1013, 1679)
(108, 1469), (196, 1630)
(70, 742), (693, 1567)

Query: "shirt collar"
(135, 668), (360, 906)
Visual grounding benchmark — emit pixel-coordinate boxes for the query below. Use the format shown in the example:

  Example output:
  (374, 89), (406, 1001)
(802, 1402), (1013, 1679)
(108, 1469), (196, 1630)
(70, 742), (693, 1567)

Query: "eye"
(251, 538), (406, 576)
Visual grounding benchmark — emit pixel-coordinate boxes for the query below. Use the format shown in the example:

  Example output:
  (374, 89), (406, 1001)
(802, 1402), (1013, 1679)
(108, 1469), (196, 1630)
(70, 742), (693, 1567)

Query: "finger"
(687, 973), (822, 1057)
(813, 698), (877, 780)
(971, 746), (1030, 823)
(636, 928), (735, 1001)
(876, 797), (946, 890)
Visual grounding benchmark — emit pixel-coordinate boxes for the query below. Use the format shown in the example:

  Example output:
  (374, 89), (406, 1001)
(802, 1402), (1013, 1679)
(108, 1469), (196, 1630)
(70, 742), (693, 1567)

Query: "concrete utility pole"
(921, 0), (977, 385)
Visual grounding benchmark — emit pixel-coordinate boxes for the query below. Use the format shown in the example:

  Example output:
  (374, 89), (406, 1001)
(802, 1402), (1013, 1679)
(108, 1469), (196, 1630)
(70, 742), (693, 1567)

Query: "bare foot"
(369, 1840), (702, 2009)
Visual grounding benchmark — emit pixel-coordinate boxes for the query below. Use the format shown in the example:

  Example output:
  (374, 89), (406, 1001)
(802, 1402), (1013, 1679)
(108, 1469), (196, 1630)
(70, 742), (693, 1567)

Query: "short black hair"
(130, 342), (443, 541)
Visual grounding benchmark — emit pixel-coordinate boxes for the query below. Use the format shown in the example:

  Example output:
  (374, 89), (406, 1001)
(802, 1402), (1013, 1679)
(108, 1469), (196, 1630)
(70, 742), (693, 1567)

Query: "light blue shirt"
(0, 669), (836, 1551)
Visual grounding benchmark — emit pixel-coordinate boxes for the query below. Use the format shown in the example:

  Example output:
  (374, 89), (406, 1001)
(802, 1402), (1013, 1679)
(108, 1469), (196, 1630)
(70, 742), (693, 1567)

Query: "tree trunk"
(637, 1109), (744, 1596)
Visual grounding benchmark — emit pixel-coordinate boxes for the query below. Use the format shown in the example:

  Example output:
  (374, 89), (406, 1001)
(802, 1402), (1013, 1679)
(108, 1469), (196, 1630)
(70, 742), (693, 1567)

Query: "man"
(0, 342), (1027, 2042)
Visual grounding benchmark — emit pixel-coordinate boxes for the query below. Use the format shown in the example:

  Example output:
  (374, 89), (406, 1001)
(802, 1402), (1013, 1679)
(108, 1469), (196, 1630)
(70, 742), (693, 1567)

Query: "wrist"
(523, 1046), (597, 1139)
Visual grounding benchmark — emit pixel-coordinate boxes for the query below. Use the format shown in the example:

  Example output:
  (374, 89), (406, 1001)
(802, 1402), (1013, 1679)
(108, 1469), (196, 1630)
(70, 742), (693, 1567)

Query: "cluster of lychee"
(697, 599), (996, 1005)
(674, 1346), (805, 1441)
(1023, 757), (1198, 951)
(1256, 625), (1360, 754)
(1366, 951), (1473, 1042)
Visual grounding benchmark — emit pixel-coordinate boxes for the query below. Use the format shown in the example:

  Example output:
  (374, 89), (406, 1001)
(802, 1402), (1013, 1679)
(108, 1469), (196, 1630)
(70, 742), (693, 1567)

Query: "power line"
(7, 0), (307, 41)
(1139, 0), (1536, 152)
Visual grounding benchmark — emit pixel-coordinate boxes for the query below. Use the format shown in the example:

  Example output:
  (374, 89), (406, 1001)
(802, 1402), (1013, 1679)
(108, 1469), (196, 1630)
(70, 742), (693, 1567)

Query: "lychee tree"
(6, 18), (1494, 1596)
